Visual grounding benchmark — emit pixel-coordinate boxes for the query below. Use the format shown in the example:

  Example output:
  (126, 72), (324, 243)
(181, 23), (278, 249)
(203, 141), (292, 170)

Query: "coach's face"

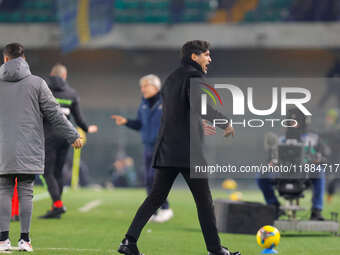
(140, 80), (159, 99)
(192, 50), (211, 74)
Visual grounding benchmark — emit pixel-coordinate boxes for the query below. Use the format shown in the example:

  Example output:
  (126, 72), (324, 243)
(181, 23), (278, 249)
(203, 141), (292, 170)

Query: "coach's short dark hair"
(3, 43), (25, 59)
(181, 40), (210, 59)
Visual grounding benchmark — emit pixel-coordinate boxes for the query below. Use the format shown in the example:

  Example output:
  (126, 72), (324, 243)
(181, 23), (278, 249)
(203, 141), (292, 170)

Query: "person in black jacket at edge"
(39, 64), (98, 219)
(118, 41), (240, 255)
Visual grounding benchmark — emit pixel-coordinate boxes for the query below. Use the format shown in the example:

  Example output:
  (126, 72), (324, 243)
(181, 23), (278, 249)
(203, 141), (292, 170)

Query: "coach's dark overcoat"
(152, 57), (228, 169)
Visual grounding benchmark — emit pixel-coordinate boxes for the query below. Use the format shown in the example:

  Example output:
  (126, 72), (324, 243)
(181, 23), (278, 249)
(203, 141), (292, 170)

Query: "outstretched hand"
(111, 115), (128, 126)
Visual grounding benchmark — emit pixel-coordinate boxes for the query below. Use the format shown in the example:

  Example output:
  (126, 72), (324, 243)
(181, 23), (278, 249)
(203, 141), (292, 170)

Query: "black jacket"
(152, 58), (228, 169)
(44, 76), (88, 137)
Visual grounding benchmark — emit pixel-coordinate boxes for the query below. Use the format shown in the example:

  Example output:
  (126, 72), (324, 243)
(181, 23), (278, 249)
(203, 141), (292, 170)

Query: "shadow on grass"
(177, 227), (201, 233)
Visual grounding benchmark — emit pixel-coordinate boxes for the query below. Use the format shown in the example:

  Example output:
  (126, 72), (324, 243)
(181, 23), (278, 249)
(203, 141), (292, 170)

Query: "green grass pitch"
(5, 186), (340, 255)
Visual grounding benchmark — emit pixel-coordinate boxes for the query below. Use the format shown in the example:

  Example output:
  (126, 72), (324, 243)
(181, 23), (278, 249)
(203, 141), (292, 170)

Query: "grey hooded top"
(0, 57), (79, 175)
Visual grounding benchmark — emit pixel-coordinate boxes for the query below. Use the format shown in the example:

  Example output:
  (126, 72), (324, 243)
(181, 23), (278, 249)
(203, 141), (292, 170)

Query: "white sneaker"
(18, 239), (33, 252)
(0, 239), (11, 251)
(149, 214), (161, 222)
(157, 209), (174, 223)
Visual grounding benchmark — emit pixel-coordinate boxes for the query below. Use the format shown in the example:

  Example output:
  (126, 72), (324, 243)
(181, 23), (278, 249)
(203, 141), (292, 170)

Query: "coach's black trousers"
(44, 136), (70, 202)
(126, 168), (221, 252)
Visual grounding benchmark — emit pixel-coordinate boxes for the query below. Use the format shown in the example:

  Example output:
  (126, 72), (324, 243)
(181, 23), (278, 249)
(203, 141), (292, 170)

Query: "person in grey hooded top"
(0, 43), (82, 252)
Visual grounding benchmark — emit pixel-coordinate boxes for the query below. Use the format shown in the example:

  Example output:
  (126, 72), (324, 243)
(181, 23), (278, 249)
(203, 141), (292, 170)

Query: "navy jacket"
(126, 93), (162, 150)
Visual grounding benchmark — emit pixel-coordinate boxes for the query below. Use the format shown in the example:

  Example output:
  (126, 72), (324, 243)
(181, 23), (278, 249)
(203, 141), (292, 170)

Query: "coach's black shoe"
(118, 238), (143, 255)
(38, 207), (65, 219)
(208, 246), (241, 255)
(310, 208), (325, 221)
(59, 206), (67, 214)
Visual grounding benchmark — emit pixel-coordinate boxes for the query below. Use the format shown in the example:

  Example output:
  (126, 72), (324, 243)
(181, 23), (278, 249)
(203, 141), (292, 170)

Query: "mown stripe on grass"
(78, 200), (102, 213)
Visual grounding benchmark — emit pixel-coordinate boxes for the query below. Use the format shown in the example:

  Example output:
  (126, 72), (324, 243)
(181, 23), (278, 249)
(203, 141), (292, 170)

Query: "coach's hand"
(111, 115), (128, 126)
(72, 137), (83, 149)
(224, 125), (235, 138)
(202, 119), (216, 136)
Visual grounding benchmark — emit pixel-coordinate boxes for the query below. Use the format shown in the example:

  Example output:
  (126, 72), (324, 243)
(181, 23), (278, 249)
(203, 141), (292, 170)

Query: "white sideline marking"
(78, 200), (102, 213)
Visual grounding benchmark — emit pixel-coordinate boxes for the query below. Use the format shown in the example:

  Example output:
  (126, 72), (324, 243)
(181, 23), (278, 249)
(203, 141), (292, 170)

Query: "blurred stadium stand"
(1, 0), (340, 24)
(0, 0), (56, 23)
(1, 0), (340, 49)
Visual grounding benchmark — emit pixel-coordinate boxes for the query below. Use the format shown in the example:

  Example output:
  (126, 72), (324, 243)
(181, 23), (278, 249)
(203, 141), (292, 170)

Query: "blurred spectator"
(111, 152), (137, 188)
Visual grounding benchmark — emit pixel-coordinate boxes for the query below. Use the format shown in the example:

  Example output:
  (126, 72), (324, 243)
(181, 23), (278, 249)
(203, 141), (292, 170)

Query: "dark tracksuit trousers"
(127, 168), (221, 252)
(144, 147), (169, 210)
(43, 135), (69, 203)
(43, 75), (88, 205)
